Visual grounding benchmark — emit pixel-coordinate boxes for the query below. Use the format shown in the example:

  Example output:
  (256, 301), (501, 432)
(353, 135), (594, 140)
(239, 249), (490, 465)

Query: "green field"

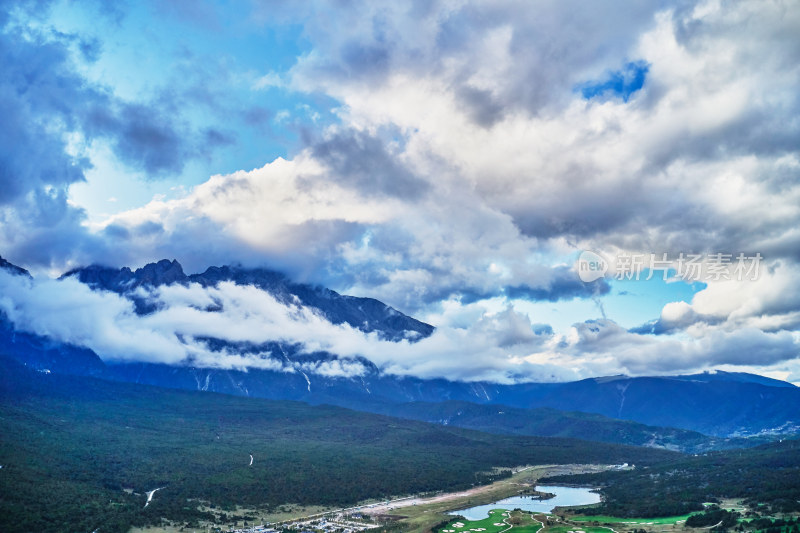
(435, 511), (626, 533)
(569, 513), (694, 525)
(436, 509), (542, 533)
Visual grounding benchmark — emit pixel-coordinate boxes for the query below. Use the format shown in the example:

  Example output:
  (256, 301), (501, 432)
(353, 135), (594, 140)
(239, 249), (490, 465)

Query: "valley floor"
(127, 464), (611, 533)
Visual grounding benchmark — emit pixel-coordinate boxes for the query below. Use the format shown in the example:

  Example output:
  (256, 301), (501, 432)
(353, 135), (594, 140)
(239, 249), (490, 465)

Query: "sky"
(1, 0), (799, 384)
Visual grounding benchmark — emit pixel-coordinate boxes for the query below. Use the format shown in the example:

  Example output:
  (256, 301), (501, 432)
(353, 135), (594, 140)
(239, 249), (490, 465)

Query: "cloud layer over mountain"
(1, 264), (797, 383)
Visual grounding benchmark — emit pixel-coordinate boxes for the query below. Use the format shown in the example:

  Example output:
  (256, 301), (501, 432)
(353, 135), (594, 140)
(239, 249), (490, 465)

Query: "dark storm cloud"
(84, 103), (191, 177)
(340, 40), (392, 79)
(456, 86), (506, 128)
(82, 101), (239, 178)
(0, 27), (96, 204)
(639, 105), (800, 176)
(100, 220), (166, 243)
(312, 130), (429, 200)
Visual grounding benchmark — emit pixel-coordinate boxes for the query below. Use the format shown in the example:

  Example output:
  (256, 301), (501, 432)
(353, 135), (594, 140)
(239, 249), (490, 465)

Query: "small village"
(227, 512), (382, 533)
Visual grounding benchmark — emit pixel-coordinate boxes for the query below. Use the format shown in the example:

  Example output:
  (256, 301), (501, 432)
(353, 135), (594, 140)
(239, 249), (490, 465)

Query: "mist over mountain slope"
(1, 256), (799, 439)
(63, 259), (434, 341)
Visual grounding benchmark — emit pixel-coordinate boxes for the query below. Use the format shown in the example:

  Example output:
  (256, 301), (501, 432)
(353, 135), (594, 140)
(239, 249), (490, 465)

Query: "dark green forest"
(0, 357), (672, 533)
(685, 507), (740, 528)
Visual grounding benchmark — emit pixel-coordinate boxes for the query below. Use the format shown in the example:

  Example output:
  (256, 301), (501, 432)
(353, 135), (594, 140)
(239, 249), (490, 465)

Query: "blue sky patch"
(577, 60), (649, 102)
(604, 272), (706, 329)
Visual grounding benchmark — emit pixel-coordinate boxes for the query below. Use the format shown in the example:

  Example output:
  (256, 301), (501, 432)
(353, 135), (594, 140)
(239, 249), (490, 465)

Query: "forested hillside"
(0, 357), (673, 533)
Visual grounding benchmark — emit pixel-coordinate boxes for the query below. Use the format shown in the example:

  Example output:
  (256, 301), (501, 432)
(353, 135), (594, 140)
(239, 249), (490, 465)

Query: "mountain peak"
(62, 259), (186, 293)
(134, 259), (185, 285)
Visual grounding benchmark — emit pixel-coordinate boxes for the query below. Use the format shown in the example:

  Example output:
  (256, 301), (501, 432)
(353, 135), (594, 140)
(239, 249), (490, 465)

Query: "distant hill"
(368, 400), (761, 453)
(494, 375), (800, 437)
(671, 370), (797, 388)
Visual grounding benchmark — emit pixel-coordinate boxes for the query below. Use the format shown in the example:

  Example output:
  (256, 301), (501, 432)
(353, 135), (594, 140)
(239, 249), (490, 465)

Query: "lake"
(452, 485), (601, 521)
